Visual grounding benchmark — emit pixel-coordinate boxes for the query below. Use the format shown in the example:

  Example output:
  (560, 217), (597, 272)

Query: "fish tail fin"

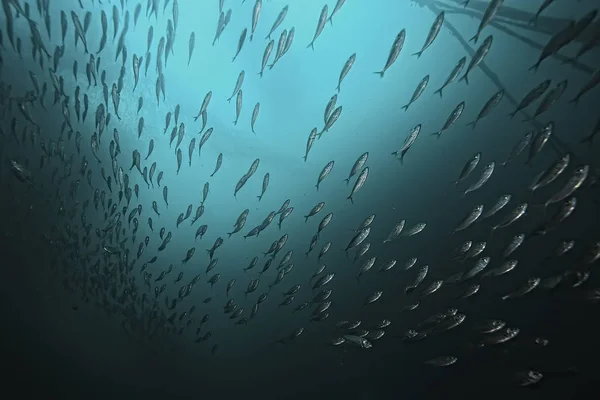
(227, 98), (232, 103)
(302, 155), (307, 162)
(391, 151), (398, 157)
(466, 121), (476, 129)
(568, 96), (580, 105)
(250, 34), (253, 42)
(401, 104), (409, 111)
(232, 56), (236, 62)
(412, 51), (423, 58)
(315, 184), (319, 191)
(434, 88), (443, 98)
(268, 63), (274, 70)
(327, 16), (333, 26)
(469, 34), (478, 44)
(400, 155), (405, 165)
(343, 177), (350, 185)
(459, 74), (469, 85)
(258, 71), (263, 78)
(304, 216), (309, 223)
(306, 42), (314, 50)
(430, 132), (441, 139)
(347, 195), (354, 204)
(373, 71), (385, 78)
(522, 116), (532, 122)
(233, 119), (237, 125)
(335, 85), (340, 93)
(507, 110), (518, 119)
(528, 62), (540, 72)
(257, 195), (262, 201)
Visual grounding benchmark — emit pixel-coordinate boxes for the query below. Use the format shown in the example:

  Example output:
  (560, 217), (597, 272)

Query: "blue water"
(1, 0), (599, 398)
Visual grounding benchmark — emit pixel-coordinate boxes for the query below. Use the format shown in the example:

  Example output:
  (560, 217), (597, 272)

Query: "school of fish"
(1, 0), (599, 390)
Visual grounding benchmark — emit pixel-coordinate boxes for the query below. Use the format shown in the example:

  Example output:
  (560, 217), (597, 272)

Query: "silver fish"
(502, 277), (540, 300)
(466, 89), (503, 129)
(344, 152), (369, 185)
(392, 124), (421, 164)
(434, 56), (466, 97)
(502, 234), (525, 258)
(455, 152), (481, 185)
(459, 35), (493, 84)
(316, 161), (334, 191)
(502, 131), (533, 166)
(307, 5), (328, 50)
(470, 0), (503, 44)
(402, 77), (429, 111)
(250, 0), (262, 41)
(406, 265), (428, 293)
(453, 204), (484, 233)
(464, 162), (494, 196)
(542, 165), (589, 210)
(431, 101), (465, 138)
(530, 153), (570, 191)
(413, 12), (444, 58)
(336, 53), (356, 92)
(347, 167), (369, 203)
(491, 203), (528, 232)
(374, 29), (405, 78)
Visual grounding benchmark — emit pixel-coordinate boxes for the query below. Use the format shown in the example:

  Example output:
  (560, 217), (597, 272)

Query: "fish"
(336, 53), (356, 92)
(431, 102), (465, 138)
(482, 194), (511, 219)
(251, 103), (260, 134)
(526, 122), (553, 165)
(502, 278), (541, 300)
(307, 5), (328, 50)
(530, 153), (570, 192)
(347, 167), (368, 203)
(250, 0), (262, 41)
(580, 117), (600, 146)
(344, 152), (369, 184)
(402, 77), (429, 111)
(434, 57), (466, 97)
(316, 161), (334, 191)
(232, 28), (247, 62)
(265, 5), (288, 40)
(508, 80), (551, 118)
(259, 40), (274, 77)
(464, 162), (495, 196)
(540, 166), (589, 211)
(455, 152), (481, 185)
(392, 124), (421, 164)
(374, 29), (405, 78)
(453, 205), (484, 233)
(405, 265), (428, 293)
(466, 90), (503, 129)
(413, 12), (444, 58)
(502, 131), (533, 166)
(569, 68), (600, 105)
(470, 0), (503, 44)
(327, 0), (347, 25)
(491, 203), (528, 233)
(459, 35), (493, 84)
(188, 32), (195, 65)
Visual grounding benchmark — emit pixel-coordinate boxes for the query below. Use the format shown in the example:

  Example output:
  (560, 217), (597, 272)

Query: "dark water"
(1, 0), (599, 398)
